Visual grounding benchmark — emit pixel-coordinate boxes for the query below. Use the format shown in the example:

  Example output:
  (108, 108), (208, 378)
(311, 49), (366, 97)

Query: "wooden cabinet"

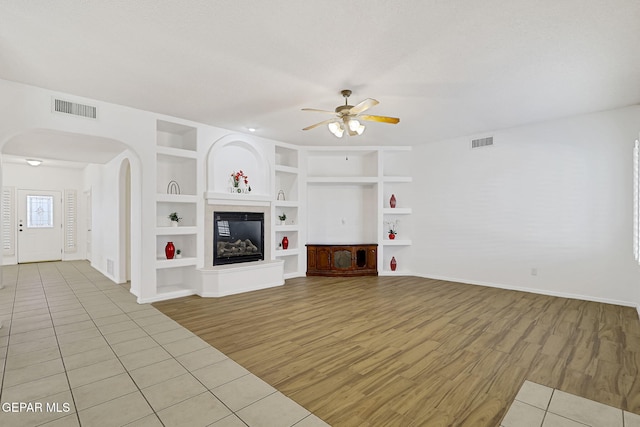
(306, 244), (377, 276)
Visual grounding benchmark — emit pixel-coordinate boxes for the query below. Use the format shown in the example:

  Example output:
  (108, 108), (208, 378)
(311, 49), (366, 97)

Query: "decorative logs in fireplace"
(217, 239), (259, 257)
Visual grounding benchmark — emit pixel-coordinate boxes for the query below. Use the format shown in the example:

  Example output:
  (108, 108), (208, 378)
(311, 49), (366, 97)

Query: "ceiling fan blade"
(302, 118), (336, 131)
(349, 98), (379, 115)
(301, 108), (336, 114)
(359, 114), (400, 124)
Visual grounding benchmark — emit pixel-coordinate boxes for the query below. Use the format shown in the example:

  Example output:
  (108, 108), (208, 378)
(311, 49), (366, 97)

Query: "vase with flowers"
(168, 212), (181, 227)
(386, 219), (398, 240)
(230, 170), (251, 194)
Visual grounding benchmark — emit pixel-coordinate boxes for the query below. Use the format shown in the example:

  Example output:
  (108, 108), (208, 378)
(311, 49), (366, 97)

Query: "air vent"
(52, 98), (97, 119)
(471, 136), (494, 149)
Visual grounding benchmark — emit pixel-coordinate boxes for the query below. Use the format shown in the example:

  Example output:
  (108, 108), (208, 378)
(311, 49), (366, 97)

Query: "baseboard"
(415, 273), (638, 309)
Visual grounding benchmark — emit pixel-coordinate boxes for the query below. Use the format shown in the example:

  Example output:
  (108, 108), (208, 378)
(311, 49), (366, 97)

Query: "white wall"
(2, 161), (87, 263)
(412, 105), (640, 308)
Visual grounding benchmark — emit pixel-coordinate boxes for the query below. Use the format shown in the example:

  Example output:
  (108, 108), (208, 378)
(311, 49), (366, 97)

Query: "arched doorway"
(0, 129), (142, 298)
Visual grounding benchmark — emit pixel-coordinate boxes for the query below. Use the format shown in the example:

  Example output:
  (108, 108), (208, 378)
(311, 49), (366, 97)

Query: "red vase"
(282, 236), (289, 250)
(389, 233), (395, 240)
(165, 242), (175, 259)
(390, 194), (396, 208)
(390, 256), (397, 271)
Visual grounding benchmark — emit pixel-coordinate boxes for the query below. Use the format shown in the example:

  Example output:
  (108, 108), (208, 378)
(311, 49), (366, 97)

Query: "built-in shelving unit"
(155, 120), (199, 299)
(304, 146), (412, 276)
(273, 143), (302, 278)
(380, 147), (413, 275)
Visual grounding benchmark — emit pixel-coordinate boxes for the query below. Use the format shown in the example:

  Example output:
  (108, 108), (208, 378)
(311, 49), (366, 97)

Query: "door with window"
(17, 190), (62, 263)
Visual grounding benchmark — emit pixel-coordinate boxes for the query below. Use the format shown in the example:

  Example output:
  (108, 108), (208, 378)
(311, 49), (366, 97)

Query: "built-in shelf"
(275, 248), (300, 256)
(383, 239), (412, 246)
(275, 225), (298, 232)
(275, 164), (299, 174)
(274, 143), (303, 278)
(156, 257), (198, 269)
(157, 194), (198, 203)
(155, 119), (199, 302)
(383, 208), (412, 215)
(379, 270), (409, 276)
(156, 146), (198, 159)
(273, 200), (299, 208)
(155, 226), (198, 235)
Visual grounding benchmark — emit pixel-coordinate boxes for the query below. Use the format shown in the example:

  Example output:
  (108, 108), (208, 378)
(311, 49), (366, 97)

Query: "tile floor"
(501, 380), (640, 427)
(0, 261), (329, 427)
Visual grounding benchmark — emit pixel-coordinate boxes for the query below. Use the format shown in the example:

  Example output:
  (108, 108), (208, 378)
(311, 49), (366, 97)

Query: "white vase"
(171, 221), (178, 227)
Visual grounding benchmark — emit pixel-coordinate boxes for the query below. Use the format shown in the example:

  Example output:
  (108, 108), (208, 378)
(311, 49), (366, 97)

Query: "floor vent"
(52, 98), (97, 119)
(471, 136), (494, 149)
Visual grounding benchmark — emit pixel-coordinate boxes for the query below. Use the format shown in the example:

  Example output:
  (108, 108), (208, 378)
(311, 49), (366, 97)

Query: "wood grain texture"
(154, 275), (640, 426)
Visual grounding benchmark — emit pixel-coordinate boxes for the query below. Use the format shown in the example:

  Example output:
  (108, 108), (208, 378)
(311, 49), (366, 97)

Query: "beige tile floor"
(0, 261), (329, 427)
(501, 380), (640, 427)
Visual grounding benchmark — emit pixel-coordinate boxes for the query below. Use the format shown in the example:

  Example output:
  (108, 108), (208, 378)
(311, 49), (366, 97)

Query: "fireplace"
(213, 211), (264, 266)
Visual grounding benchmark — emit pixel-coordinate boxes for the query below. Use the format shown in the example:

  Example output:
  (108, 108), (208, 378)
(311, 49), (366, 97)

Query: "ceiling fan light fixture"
(355, 124), (365, 135)
(328, 121), (344, 138)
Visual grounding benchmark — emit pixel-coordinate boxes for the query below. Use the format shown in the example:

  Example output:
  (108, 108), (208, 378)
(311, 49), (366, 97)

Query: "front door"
(17, 190), (62, 263)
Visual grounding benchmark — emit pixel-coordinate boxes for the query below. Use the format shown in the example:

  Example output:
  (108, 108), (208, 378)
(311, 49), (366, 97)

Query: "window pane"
(27, 195), (54, 228)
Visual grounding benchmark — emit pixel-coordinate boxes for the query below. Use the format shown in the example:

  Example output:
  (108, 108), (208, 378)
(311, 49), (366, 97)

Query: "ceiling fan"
(302, 89), (400, 138)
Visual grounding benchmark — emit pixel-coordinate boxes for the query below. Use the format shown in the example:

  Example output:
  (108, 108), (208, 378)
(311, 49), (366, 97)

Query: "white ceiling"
(1, 0), (639, 149)
(1, 129), (128, 166)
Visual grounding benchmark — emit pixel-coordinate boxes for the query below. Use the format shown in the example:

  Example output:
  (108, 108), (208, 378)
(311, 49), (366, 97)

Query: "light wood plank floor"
(153, 275), (640, 426)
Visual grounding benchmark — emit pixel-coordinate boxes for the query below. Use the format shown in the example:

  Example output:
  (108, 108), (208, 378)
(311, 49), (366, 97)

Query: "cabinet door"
(367, 247), (377, 270)
(333, 249), (352, 270)
(316, 247), (332, 270)
(307, 247), (316, 270)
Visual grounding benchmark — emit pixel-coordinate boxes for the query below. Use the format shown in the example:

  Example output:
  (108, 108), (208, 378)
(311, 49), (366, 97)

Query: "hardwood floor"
(153, 275), (640, 426)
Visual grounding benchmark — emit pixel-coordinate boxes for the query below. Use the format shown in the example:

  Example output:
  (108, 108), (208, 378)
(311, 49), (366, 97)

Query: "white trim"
(416, 273), (638, 309)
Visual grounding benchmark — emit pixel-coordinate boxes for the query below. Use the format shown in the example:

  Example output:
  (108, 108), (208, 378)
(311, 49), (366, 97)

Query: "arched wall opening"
(0, 129), (143, 299)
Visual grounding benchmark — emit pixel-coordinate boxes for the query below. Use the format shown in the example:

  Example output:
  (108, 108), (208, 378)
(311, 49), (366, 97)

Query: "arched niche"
(206, 135), (271, 198)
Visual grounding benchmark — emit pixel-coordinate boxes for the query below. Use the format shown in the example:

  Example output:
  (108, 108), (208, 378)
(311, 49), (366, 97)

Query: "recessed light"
(26, 159), (42, 166)
(248, 127), (256, 132)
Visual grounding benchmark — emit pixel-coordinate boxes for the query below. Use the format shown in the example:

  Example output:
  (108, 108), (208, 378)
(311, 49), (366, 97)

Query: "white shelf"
(275, 164), (299, 174)
(379, 270), (409, 276)
(275, 225), (299, 232)
(156, 146), (197, 159)
(383, 208), (412, 215)
(155, 257), (198, 269)
(155, 226), (198, 235)
(157, 194), (198, 203)
(274, 248), (300, 257)
(273, 200), (299, 208)
(383, 239), (412, 246)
